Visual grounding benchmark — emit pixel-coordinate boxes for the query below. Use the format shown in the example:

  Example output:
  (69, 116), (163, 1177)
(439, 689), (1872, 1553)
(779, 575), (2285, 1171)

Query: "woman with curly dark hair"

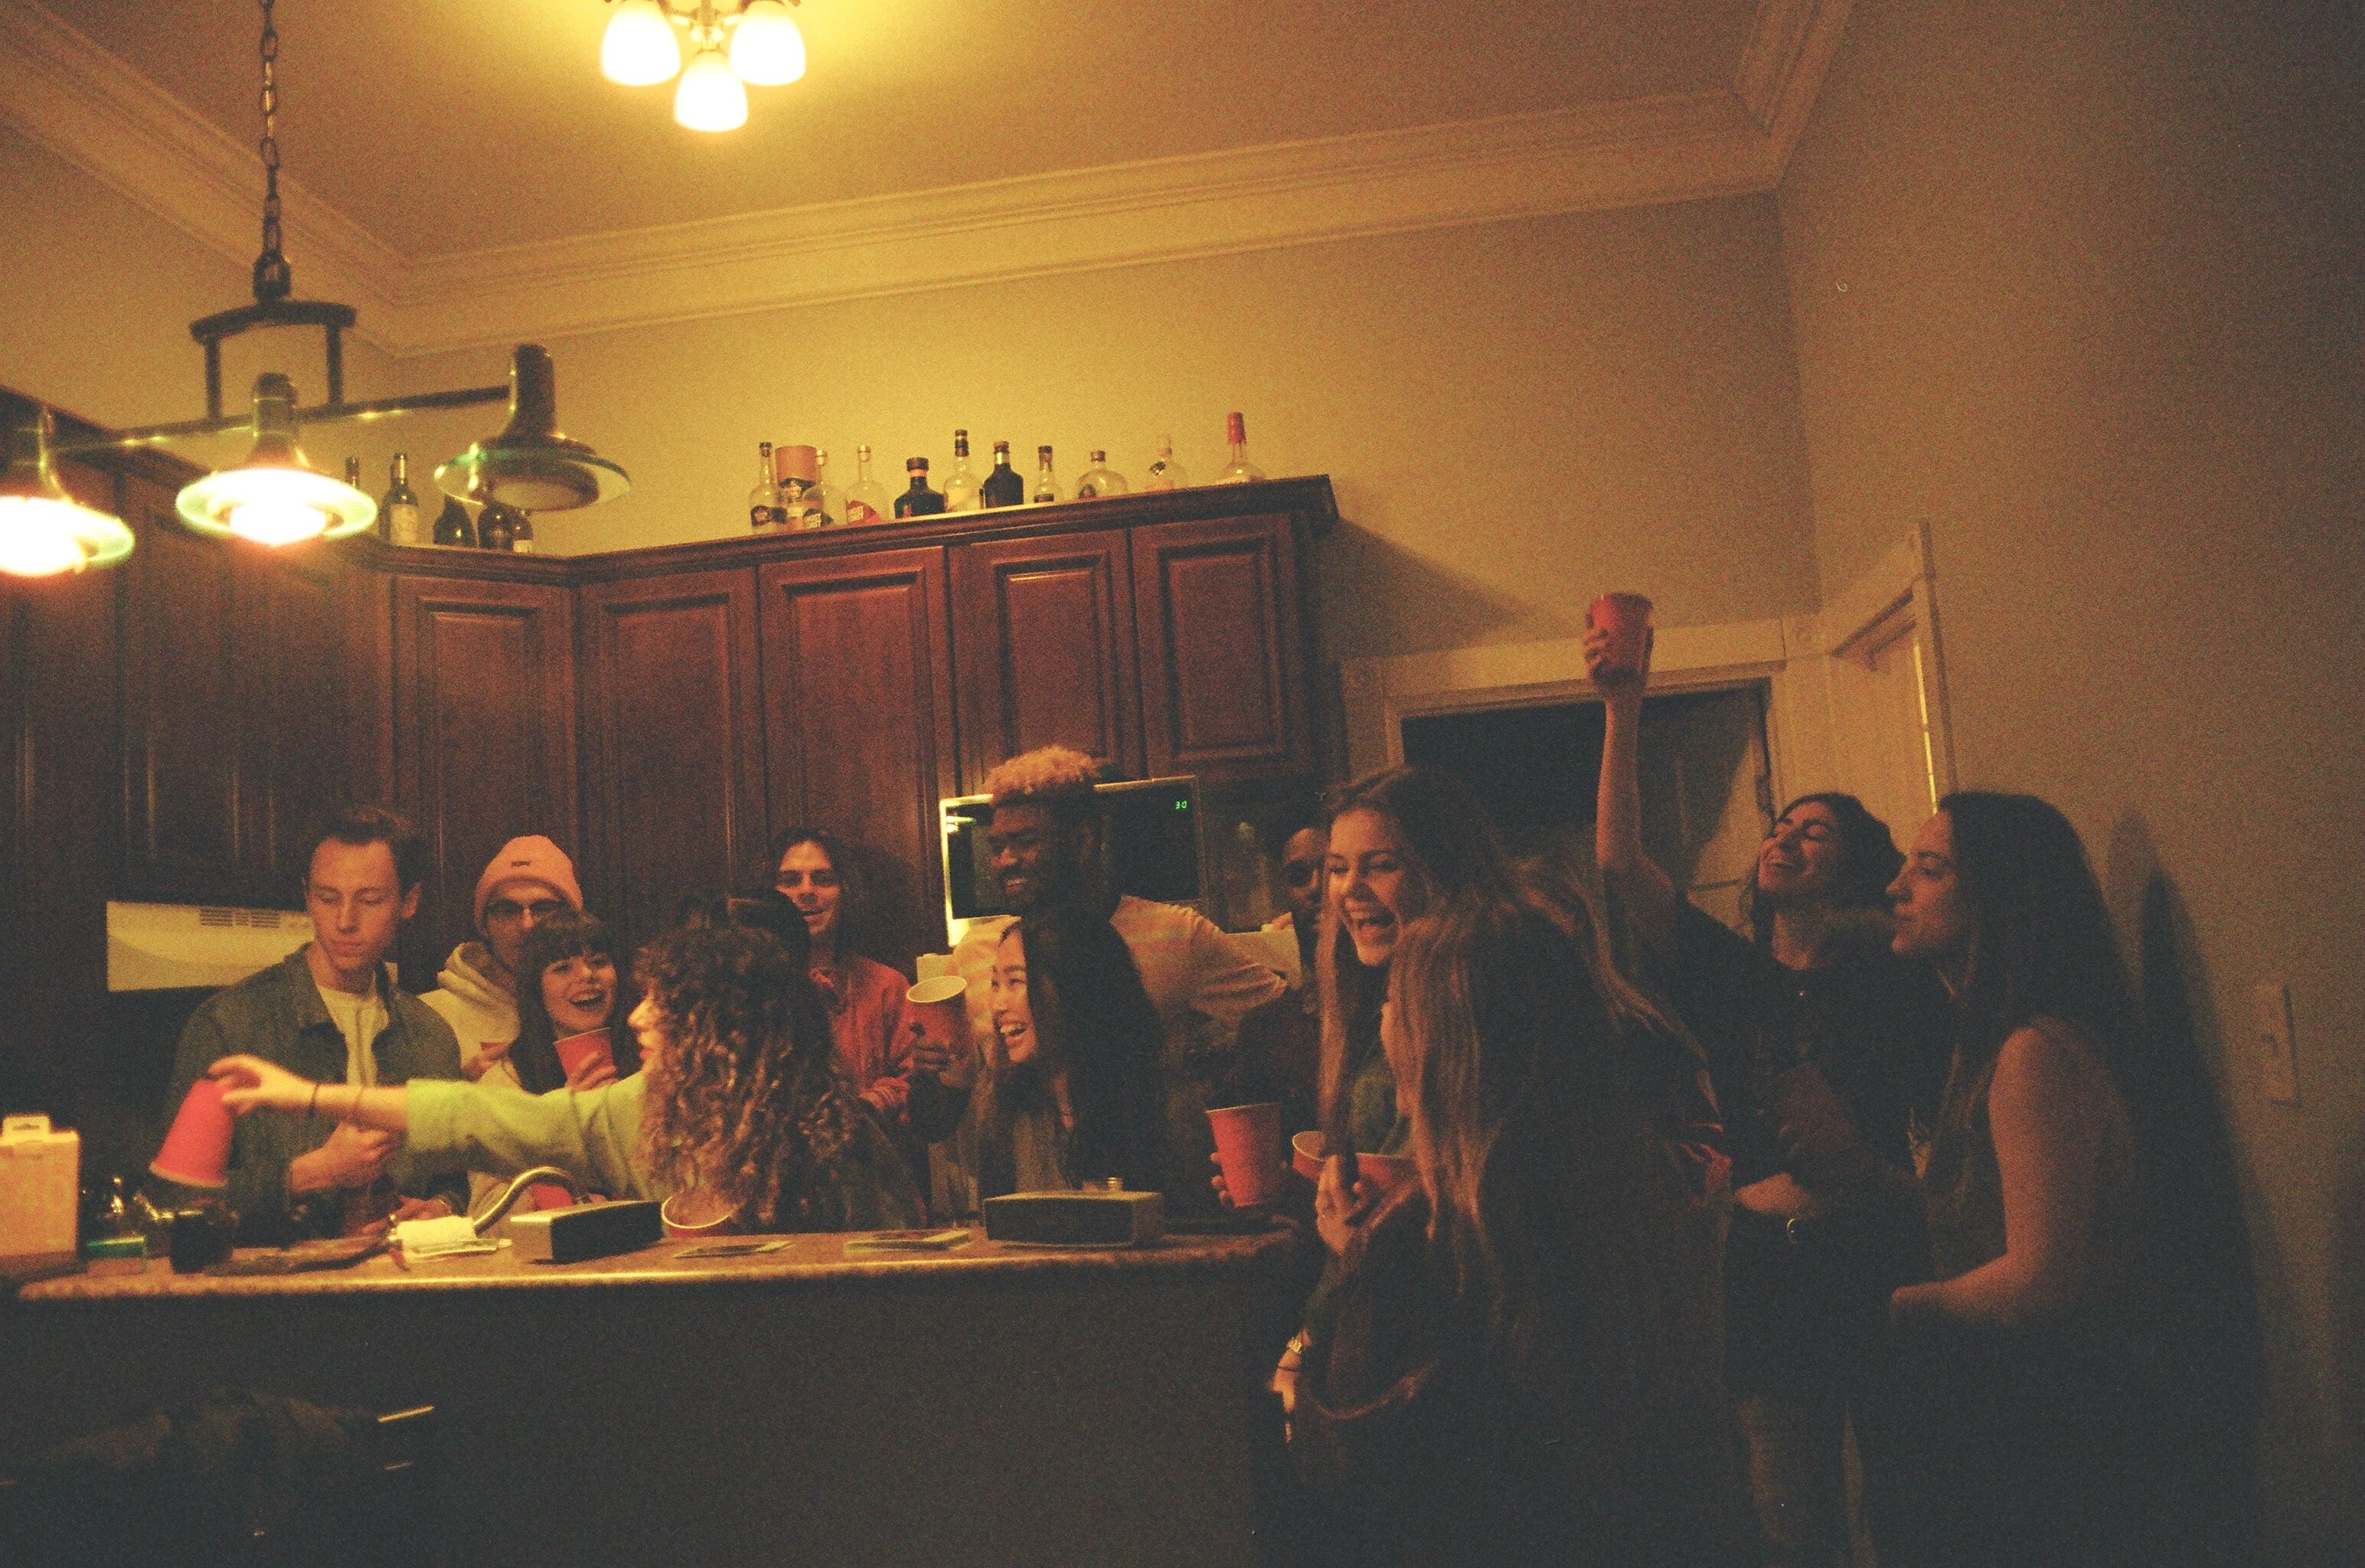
(207, 921), (923, 1232)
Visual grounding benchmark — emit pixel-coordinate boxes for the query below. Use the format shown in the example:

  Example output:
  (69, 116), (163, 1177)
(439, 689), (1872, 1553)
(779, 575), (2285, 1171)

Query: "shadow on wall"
(2103, 814), (2268, 1559)
(1312, 515), (1557, 663)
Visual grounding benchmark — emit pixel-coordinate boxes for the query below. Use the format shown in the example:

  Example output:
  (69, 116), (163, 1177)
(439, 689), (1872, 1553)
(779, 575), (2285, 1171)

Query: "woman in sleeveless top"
(1878, 792), (2159, 1566)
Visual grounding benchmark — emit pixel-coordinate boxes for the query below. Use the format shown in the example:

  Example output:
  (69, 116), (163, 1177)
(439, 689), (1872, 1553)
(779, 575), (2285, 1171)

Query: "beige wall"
(387, 198), (1818, 662)
(0, 126), (400, 469)
(1780, 2), (2365, 1555)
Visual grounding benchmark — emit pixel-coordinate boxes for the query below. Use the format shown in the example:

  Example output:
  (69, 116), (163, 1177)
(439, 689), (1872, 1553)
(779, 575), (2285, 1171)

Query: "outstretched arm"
(1588, 626), (1679, 956)
(213, 1054), (410, 1133)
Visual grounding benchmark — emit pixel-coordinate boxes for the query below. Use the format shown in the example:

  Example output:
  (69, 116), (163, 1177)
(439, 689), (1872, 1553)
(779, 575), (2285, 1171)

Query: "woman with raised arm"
(211, 920), (922, 1233)
(1876, 792), (2162, 1566)
(1290, 897), (1751, 1566)
(1588, 625), (1951, 1568)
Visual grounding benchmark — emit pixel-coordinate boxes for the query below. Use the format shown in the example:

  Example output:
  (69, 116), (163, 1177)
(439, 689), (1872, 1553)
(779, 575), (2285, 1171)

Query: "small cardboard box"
(1, 1114), (80, 1262)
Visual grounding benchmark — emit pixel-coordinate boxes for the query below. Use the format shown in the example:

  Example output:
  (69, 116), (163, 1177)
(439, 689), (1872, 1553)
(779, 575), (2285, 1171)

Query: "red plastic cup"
(554, 1031), (614, 1081)
(528, 1182), (577, 1211)
(1588, 592), (1655, 680)
(906, 975), (968, 1054)
(151, 1078), (234, 1189)
(1207, 1102), (1285, 1209)
(661, 1188), (742, 1240)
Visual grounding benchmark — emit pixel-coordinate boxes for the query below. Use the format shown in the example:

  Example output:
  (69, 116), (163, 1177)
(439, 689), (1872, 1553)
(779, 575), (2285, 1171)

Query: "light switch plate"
(2252, 981), (2298, 1105)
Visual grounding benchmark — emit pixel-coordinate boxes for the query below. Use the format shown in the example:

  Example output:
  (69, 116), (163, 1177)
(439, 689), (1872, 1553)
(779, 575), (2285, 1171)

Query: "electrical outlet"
(2252, 981), (2298, 1105)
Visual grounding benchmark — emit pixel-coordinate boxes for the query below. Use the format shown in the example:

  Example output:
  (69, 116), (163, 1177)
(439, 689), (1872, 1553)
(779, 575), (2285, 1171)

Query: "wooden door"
(580, 568), (766, 956)
(243, 547), (351, 894)
(119, 476), (244, 901)
(949, 529), (1138, 788)
(1129, 513), (1312, 781)
(393, 575), (577, 983)
(759, 547), (955, 965)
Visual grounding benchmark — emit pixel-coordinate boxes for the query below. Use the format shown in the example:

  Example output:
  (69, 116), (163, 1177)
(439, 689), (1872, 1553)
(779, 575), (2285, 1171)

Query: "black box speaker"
(982, 1188), (1164, 1246)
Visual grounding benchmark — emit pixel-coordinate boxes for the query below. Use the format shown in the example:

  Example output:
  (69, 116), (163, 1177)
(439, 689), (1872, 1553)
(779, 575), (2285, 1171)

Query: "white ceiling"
(6, 0), (1849, 351)
(37, 0), (1757, 256)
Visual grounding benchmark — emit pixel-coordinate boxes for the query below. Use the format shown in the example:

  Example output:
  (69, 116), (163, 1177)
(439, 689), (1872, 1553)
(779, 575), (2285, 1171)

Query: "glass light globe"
(0, 497), (95, 577)
(675, 46), (748, 131)
(602, 0), (682, 87)
(226, 498), (332, 546)
(730, 0), (805, 86)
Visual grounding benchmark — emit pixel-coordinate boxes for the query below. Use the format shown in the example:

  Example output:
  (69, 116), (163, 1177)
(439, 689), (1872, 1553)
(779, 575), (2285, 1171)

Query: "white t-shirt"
(316, 975), (389, 1087)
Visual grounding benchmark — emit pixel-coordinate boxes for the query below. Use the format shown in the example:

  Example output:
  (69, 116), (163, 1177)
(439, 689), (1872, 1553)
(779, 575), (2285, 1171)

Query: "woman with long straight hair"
(505, 909), (641, 1095)
(1291, 897), (1752, 1566)
(1877, 792), (2164, 1565)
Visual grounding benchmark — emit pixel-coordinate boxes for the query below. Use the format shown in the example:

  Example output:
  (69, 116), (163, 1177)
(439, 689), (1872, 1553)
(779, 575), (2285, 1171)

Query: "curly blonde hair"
(979, 743), (1101, 805)
(633, 925), (860, 1230)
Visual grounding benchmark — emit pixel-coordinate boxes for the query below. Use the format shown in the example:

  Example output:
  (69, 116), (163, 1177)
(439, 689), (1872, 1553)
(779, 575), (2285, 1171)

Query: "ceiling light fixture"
(0, 0), (630, 579)
(600, 1), (806, 132)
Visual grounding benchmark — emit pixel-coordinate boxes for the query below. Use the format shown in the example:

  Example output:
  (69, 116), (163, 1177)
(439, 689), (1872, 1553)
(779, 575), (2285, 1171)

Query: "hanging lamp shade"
(674, 45), (748, 131)
(435, 345), (629, 511)
(730, 0), (805, 86)
(602, 0), (681, 85)
(175, 374), (377, 545)
(0, 410), (137, 577)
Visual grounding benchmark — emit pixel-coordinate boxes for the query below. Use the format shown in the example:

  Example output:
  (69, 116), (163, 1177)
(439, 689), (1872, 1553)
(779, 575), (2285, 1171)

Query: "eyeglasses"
(485, 898), (567, 926)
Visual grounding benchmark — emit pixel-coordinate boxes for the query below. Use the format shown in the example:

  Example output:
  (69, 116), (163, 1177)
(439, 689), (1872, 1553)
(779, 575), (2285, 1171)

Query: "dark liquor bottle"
(432, 495), (476, 547)
(1031, 445), (1062, 504)
(509, 508), (536, 554)
(980, 440), (1024, 508)
(381, 453), (422, 545)
(478, 498), (520, 551)
(895, 457), (946, 518)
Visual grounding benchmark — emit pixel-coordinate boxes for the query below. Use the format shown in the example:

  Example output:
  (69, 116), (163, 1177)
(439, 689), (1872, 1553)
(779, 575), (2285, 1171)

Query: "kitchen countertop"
(9, 1221), (1303, 1303)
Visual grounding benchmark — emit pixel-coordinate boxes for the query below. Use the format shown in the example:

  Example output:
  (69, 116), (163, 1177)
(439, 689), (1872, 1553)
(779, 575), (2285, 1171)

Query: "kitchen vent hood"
(106, 901), (312, 992)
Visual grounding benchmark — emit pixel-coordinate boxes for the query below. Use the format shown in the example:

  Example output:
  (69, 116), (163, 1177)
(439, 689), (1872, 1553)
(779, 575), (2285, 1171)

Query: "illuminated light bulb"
(226, 498), (331, 546)
(675, 46), (747, 131)
(729, 0), (805, 85)
(602, 0), (682, 87)
(0, 497), (92, 577)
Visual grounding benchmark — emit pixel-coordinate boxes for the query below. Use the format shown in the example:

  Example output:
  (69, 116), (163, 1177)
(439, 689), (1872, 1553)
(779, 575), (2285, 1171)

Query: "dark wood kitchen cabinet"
(578, 567), (768, 957)
(117, 475), (352, 907)
(758, 546), (956, 967)
(1130, 511), (1313, 782)
(948, 528), (1140, 786)
(392, 574), (577, 980)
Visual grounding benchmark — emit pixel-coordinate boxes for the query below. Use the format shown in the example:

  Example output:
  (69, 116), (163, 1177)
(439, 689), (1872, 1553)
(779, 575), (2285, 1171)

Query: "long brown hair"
(508, 909), (640, 1093)
(1387, 900), (1665, 1342)
(632, 923), (860, 1229)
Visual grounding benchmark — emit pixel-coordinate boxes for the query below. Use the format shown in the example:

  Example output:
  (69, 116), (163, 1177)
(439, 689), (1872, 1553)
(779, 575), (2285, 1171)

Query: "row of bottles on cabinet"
(346, 454), (537, 551)
(746, 413), (1267, 533)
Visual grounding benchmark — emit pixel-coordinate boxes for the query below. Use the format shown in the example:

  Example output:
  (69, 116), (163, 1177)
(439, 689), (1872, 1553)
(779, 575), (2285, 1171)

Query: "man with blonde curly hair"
(937, 745), (1284, 1216)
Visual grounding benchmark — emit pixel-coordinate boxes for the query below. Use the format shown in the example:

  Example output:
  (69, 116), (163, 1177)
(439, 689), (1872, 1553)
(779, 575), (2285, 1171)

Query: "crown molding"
(387, 92), (1774, 354)
(0, 0), (401, 345)
(1735, 0), (1855, 164)
(1, 0), (1852, 358)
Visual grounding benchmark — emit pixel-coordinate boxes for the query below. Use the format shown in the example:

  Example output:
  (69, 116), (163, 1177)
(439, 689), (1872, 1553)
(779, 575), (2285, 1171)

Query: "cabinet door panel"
(247, 554), (349, 892)
(759, 548), (954, 965)
(394, 577), (577, 981)
(580, 570), (766, 956)
(119, 479), (243, 898)
(949, 530), (1138, 787)
(1131, 513), (1310, 780)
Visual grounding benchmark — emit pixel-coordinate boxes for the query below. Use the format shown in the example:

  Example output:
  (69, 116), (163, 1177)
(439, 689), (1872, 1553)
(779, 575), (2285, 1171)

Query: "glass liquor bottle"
(896, 457), (947, 518)
(1031, 445), (1062, 504)
(510, 508), (536, 554)
(750, 441), (784, 530)
(843, 446), (890, 527)
(381, 454), (422, 546)
(478, 498), (520, 551)
(346, 459), (373, 538)
(1217, 412), (1265, 484)
(432, 495), (476, 547)
(942, 430), (981, 511)
(980, 440), (1024, 508)
(808, 449), (839, 528)
(1075, 449), (1128, 498)
(1143, 437), (1189, 492)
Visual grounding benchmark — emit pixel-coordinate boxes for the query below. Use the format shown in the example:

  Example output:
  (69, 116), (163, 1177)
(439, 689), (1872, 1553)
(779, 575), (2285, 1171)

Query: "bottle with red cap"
(1217, 412), (1264, 485)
